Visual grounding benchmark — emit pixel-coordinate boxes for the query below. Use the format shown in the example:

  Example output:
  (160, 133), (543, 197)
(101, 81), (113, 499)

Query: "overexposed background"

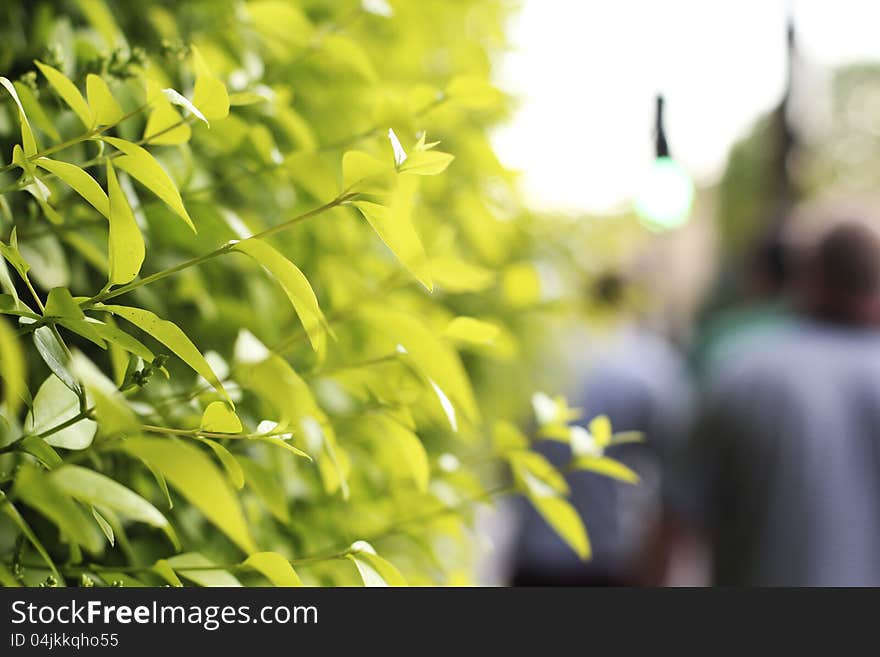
(493, 0), (880, 214)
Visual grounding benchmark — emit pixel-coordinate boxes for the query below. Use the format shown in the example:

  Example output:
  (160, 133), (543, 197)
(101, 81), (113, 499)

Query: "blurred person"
(661, 220), (880, 586)
(511, 273), (693, 586)
(690, 222), (796, 383)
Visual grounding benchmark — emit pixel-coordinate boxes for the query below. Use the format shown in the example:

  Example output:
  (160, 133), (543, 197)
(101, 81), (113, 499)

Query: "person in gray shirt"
(666, 220), (880, 586)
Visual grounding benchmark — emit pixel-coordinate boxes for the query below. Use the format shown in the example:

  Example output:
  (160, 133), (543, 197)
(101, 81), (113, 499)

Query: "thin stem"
(0, 102), (150, 175)
(82, 193), (354, 308)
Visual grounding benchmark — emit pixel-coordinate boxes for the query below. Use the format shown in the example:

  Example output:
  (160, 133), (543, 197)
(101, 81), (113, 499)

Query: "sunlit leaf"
(243, 552), (302, 587)
(35, 61), (93, 128)
(120, 437), (257, 554)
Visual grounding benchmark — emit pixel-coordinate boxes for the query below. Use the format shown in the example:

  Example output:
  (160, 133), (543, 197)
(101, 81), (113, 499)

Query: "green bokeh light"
(634, 156), (694, 231)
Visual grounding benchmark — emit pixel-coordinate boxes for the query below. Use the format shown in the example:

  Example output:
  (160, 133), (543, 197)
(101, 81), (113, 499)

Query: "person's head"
(799, 220), (880, 326)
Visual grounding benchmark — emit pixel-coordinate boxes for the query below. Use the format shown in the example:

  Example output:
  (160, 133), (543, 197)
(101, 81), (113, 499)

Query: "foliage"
(0, 0), (634, 587)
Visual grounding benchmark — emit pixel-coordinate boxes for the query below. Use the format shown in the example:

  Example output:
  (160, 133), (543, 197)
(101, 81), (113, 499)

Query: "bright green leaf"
(97, 304), (230, 405)
(243, 552), (302, 587)
(106, 159), (145, 285)
(102, 136), (195, 231)
(234, 238), (328, 353)
(35, 61), (93, 128)
(86, 74), (124, 126)
(120, 437), (256, 554)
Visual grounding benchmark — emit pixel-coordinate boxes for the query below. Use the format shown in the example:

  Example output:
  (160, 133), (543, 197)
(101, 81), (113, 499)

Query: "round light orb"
(634, 156), (694, 231)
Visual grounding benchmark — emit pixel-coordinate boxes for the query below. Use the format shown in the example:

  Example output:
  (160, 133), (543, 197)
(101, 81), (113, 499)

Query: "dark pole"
(655, 94), (670, 158)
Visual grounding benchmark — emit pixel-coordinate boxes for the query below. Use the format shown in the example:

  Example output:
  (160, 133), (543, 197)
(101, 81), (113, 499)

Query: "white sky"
(492, 0), (880, 214)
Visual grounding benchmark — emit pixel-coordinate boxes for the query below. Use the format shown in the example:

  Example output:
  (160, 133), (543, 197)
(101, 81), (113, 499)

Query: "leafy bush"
(0, 0), (635, 587)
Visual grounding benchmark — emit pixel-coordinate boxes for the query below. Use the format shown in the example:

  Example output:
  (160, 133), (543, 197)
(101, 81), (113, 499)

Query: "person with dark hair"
(662, 220), (880, 585)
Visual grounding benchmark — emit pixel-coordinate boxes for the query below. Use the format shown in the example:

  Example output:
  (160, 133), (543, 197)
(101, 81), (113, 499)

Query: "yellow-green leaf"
(102, 136), (195, 231)
(0, 317), (25, 418)
(191, 46), (229, 121)
(50, 465), (169, 527)
(34, 158), (109, 217)
(197, 437), (245, 489)
(342, 150), (395, 194)
(234, 238), (328, 353)
(14, 463), (105, 554)
(86, 74), (124, 126)
(243, 552), (302, 587)
(120, 437), (256, 554)
(348, 541), (407, 587)
(572, 455), (640, 484)
(69, 351), (138, 435)
(25, 374), (96, 450)
(34, 61), (93, 128)
(353, 194), (432, 290)
(0, 77), (37, 156)
(200, 401), (242, 433)
(237, 456), (290, 522)
(165, 553), (242, 586)
(143, 98), (191, 145)
(530, 494), (591, 560)
(97, 304), (230, 404)
(443, 316), (499, 345)
(399, 149), (454, 176)
(105, 159), (145, 285)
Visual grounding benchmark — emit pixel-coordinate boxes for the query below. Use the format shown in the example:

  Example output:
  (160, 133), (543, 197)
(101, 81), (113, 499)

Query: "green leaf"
(0, 491), (62, 583)
(342, 150), (395, 194)
(17, 435), (63, 468)
(196, 437), (245, 489)
(234, 238), (328, 353)
(443, 316), (499, 345)
(14, 463), (105, 554)
(32, 326), (82, 397)
(152, 559), (183, 587)
(88, 319), (155, 362)
(238, 355), (346, 497)
(120, 437), (257, 554)
(571, 456), (640, 484)
(529, 495), (591, 561)
(399, 149), (455, 176)
(353, 193), (432, 290)
(69, 351), (138, 435)
(491, 420), (529, 454)
(105, 159), (145, 285)
(348, 541), (408, 587)
(162, 88), (208, 125)
(1, 76), (37, 156)
(430, 257), (496, 293)
(0, 230), (31, 281)
(191, 46), (229, 121)
(508, 449), (569, 496)
(365, 415), (429, 492)
(0, 317), (26, 417)
(445, 75), (501, 109)
(50, 465), (170, 529)
(98, 304), (230, 404)
(44, 287), (85, 321)
(200, 401), (243, 433)
(102, 136), (195, 231)
(91, 507), (114, 545)
(165, 553), (242, 587)
(143, 90), (191, 145)
(34, 158), (110, 217)
(86, 74), (124, 126)
(25, 374), (96, 449)
(14, 80), (60, 142)
(34, 61), (93, 128)
(359, 306), (479, 423)
(242, 552), (302, 587)
(237, 456), (290, 523)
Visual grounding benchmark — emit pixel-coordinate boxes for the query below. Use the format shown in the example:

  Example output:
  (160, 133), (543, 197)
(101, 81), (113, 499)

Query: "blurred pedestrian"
(663, 220), (880, 585)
